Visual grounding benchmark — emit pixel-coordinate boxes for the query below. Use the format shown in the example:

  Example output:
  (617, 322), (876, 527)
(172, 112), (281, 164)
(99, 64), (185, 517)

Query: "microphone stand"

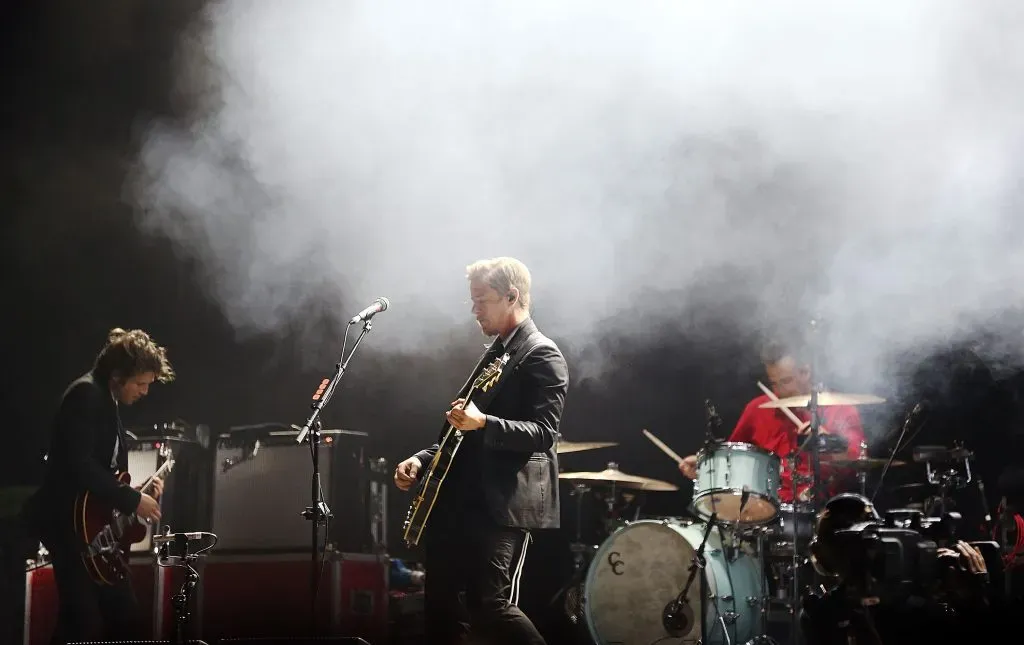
(663, 512), (717, 642)
(871, 405), (923, 503)
(294, 318), (375, 635)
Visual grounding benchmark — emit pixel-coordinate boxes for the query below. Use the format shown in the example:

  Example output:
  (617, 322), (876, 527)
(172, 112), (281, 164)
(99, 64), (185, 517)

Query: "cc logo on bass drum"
(607, 550), (624, 575)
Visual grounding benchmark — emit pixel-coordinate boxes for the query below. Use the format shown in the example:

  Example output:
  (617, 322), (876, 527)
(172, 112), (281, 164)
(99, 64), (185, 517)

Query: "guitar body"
(72, 458), (174, 585)
(403, 354), (509, 547)
(403, 429), (465, 547)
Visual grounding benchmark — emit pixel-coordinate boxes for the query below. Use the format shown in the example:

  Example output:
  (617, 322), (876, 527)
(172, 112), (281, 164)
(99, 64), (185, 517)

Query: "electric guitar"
(403, 354), (509, 547)
(73, 457), (175, 585)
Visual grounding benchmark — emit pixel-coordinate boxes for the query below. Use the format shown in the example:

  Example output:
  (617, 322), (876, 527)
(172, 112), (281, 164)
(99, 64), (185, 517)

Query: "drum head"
(694, 491), (778, 524)
(584, 520), (711, 645)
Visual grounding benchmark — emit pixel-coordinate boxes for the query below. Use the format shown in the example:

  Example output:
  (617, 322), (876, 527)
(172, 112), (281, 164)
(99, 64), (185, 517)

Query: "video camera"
(810, 494), (997, 605)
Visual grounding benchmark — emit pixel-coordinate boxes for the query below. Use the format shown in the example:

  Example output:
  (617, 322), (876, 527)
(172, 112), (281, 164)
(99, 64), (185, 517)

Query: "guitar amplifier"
(212, 430), (373, 553)
(126, 444), (169, 553)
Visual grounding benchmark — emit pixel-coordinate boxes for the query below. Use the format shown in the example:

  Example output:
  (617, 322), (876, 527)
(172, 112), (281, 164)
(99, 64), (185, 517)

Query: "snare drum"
(693, 442), (781, 525)
(583, 518), (763, 645)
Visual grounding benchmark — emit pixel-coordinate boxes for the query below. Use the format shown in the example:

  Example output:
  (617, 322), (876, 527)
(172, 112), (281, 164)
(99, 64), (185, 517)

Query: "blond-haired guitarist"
(394, 257), (570, 645)
(26, 328), (175, 644)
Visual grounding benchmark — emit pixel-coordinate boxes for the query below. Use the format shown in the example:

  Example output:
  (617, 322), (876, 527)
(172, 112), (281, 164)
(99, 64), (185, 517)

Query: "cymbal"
(825, 457), (906, 470)
(759, 392), (886, 409)
(559, 465), (679, 491)
(557, 440), (618, 455)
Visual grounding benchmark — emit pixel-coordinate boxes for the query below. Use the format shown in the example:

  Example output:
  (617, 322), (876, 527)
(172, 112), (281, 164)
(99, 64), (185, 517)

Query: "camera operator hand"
(955, 541), (987, 576)
(938, 541), (987, 577)
(937, 539), (992, 618)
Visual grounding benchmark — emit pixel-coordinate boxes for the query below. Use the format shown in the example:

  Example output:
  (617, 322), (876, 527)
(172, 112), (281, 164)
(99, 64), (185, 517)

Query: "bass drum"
(584, 518), (763, 645)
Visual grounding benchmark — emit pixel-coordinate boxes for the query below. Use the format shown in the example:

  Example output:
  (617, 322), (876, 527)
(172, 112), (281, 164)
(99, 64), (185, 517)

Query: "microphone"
(739, 486), (751, 516)
(153, 531), (214, 544)
(349, 297), (390, 324)
(704, 399), (723, 447)
(662, 597), (695, 637)
(705, 399), (722, 429)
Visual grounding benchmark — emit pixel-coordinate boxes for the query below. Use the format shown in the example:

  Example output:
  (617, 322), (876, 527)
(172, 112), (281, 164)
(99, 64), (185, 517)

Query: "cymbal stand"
(549, 482), (593, 617)
(857, 440), (868, 496)
(792, 337), (826, 645)
(789, 452), (802, 644)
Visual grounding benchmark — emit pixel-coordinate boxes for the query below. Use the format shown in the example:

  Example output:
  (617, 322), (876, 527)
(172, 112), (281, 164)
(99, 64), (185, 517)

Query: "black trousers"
(47, 547), (144, 644)
(424, 521), (545, 645)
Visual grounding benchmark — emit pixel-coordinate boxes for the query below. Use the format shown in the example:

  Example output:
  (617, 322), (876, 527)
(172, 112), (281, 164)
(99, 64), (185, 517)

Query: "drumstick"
(642, 428), (685, 465)
(757, 381), (808, 431)
(757, 381), (829, 435)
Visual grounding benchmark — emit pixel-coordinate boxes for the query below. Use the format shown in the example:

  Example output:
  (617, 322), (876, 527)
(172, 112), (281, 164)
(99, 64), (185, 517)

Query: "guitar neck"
(137, 460), (174, 494)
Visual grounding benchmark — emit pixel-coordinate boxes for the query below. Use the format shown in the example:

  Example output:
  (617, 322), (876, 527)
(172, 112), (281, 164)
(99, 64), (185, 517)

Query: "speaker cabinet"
(126, 446), (164, 553)
(212, 438), (326, 552)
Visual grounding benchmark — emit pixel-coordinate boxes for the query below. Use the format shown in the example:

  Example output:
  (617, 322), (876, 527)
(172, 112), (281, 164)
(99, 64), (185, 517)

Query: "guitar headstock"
(474, 354), (509, 393)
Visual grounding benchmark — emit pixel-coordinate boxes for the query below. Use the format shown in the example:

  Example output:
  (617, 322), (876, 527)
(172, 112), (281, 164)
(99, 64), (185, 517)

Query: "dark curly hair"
(92, 328), (175, 384)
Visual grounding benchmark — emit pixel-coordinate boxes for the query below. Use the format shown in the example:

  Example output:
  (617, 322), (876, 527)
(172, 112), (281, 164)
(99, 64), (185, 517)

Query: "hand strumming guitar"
(135, 493), (161, 523)
(394, 456), (422, 491)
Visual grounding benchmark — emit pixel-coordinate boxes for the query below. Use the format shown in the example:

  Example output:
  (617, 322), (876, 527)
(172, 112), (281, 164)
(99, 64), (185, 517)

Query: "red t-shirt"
(727, 394), (866, 503)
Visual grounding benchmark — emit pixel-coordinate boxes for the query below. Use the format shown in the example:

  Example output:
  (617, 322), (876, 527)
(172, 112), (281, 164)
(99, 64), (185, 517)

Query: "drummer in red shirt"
(679, 341), (865, 504)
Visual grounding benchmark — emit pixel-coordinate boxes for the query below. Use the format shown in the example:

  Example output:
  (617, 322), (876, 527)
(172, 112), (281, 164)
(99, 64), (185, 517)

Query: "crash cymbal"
(825, 457), (906, 470)
(759, 392), (886, 409)
(556, 440), (618, 455)
(559, 463), (679, 491)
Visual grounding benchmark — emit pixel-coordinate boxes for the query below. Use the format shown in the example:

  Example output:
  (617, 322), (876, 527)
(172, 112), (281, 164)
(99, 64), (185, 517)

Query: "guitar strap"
(455, 339), (506, 400)
(470, 334), (548, 411)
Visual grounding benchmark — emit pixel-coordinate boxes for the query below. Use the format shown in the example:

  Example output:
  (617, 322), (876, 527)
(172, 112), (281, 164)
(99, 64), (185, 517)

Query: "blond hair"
(466, 257), (532, 311)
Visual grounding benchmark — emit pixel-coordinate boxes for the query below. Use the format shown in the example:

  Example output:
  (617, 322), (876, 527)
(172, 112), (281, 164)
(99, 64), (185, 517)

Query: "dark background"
(3, 3), (1024, 637)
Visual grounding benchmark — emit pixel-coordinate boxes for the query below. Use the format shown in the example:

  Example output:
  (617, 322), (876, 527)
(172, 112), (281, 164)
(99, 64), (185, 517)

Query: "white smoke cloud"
(130, 0), (1024, 390)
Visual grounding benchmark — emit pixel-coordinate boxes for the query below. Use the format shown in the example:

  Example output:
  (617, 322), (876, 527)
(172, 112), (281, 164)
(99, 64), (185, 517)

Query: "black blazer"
(415, 318), (569, 530)
(28, 371), (141, 548)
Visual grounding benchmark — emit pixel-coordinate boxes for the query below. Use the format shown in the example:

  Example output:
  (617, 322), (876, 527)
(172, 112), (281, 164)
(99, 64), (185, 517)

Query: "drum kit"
(551, 386), (986, 645)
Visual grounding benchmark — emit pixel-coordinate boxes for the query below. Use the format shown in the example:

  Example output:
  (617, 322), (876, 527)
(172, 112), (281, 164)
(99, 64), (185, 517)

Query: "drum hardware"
(913, 442), (975, 517)
(790, 319), (831, 645)
(856, 440), (868, 495)
(826, 457), (907, 470)
(549, 481), (598, 616)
